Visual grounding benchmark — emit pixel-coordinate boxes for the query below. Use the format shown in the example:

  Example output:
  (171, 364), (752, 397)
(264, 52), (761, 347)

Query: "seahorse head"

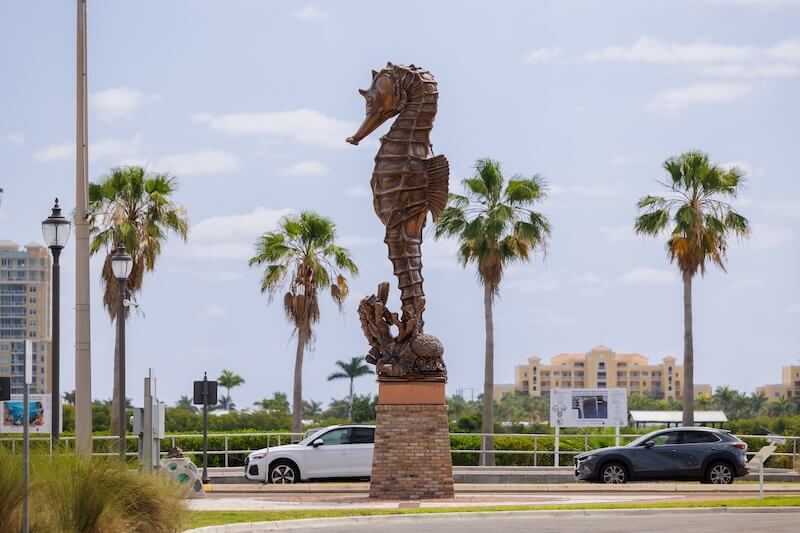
(346, 63), (404, 146)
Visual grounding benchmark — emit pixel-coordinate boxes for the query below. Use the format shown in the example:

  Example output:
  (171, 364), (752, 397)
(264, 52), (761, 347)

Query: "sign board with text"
(550, 388), (627, 428)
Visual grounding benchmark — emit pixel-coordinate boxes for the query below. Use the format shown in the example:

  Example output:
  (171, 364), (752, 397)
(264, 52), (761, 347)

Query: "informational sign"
(550, 388), (627, 428)
(747, 444), (777, 468)
(0, 394), (52, 434)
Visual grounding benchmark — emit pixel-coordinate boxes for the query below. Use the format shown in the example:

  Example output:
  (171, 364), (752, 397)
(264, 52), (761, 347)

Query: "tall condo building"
(0, 240), (51, 394)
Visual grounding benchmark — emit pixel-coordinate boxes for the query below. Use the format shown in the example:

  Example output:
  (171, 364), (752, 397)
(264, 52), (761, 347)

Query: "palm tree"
(767, 397), (797, 417)
(695, 392), (713, 410)
(747, 393), (768, 417)
(254, 392), (290, 415)
(249, 211), (358, 434)
(434, 158), (550, 465)
(88, 166), (189, 440)
(303, 400), (323, 419)
(175, 395), (198, 413)
(713, 385), (736, 413)
(634, 151), (749, 426)
(217, 369), (245, 409)
(327, 357), (374, 421)
(63, 390), (75, 406)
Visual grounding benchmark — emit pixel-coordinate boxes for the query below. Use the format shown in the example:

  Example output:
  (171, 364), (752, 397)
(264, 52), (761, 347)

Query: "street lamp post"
(41, 199), (71, 448)
(111, 244), (132, 461)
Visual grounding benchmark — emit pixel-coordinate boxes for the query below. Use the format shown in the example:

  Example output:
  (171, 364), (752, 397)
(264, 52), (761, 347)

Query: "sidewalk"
(204, 481), (800, 494)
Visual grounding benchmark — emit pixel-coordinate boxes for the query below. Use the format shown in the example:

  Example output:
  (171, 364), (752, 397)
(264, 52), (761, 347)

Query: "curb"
(185, 506), (800, 532)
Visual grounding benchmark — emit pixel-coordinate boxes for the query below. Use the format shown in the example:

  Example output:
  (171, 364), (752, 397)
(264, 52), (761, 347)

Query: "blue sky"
(1, 0), (798, 409)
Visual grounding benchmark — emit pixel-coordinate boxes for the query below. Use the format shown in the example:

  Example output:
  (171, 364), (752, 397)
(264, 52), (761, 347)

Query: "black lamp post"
(111, 244), (132, 461)
(41, 198), (71, 447)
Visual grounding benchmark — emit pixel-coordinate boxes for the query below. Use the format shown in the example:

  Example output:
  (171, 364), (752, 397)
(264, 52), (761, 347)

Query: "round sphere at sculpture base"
(411, 333), (444, 359)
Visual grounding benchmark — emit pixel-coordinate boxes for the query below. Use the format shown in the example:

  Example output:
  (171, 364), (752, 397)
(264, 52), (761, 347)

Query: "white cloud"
(34, 134), (144, 164)
(585, 38), (800, 83)
(786, 302), (800, 313)
(293, 5), (327, 20)
(91, 86), (157, 121)
(346, 186), (371, 198)
(200, 304), (228, 319)
(585, 38), (757, 64)
(610, 155), (644, 166)
(1, 132), (24, 145)
(192, 206), (293, 242)
(528, 307), (577, 327)
(194, 109), (360, 149)
(152, 151), (240, 176)
(523, 47), (562, 65)
(709, 0), (800, 5)
(619, 268), (676, 285)
(697, 63), (800, 78)
(645, 82), (753, 115)
(281, 160), (327, 177)
(745, 223), (793, 250)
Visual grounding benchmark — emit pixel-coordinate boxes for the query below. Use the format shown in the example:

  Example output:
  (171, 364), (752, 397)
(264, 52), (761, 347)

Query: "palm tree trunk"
(110, 329), (120, 452)
(682, 273), (695, 426)
(482, 283), (495, 466)
(292, 327), (306, 436)
(349, 378), (354, 422)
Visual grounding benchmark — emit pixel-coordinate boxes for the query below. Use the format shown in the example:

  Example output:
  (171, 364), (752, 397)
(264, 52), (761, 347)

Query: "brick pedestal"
(369, 382), (454, 499)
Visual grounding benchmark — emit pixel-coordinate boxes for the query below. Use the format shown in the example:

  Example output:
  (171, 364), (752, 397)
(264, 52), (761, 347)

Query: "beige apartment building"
(756, 365), (800, 401)
(0, 241), (52, 395)
(497, 345), (711, 401)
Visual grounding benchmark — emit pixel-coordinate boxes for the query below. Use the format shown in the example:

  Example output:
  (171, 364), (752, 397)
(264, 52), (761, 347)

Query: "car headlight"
(250, 452), (267, 460)
(580, 455), (597, 462)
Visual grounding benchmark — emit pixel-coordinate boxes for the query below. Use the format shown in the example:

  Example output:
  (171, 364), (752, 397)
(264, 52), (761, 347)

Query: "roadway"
(272, 511), (800, 533)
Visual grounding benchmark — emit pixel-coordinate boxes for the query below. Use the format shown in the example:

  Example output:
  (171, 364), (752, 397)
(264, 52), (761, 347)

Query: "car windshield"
(298, 426), (339, 445)
(627, 430), (664, 447)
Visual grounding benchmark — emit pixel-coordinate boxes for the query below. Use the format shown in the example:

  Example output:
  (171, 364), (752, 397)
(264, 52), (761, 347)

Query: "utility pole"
(74, 0), (93, 455)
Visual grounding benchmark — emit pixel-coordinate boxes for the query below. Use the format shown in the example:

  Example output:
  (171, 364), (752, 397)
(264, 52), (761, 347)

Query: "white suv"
(244, 424), (375, 483)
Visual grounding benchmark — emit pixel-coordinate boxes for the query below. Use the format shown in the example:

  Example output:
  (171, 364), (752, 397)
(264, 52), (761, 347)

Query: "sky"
(0, 0), (798, 410)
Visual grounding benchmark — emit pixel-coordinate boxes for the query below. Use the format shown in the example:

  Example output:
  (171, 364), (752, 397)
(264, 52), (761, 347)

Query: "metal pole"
(51, 248), (61, 447)
(22, 340), (31, 533)
(759, 461), (764, 499)
(615, 424), (620, 447)
(554, 427), (560, 467)
(202, 372), (209, 484)
(22, 381), (29, 532)
(117, 279), (126, 461)
(74, 0), (93, 457)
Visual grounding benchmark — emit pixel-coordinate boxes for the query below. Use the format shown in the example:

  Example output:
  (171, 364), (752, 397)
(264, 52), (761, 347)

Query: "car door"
(634, 430), (687, 478)
(348, 427), (375, 477)
(304, 427), (352, 479)
(678, 430), (720, 477)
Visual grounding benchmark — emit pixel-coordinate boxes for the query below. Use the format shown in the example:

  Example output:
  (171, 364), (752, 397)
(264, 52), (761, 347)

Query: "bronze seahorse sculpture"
(347, 63), (448, 381)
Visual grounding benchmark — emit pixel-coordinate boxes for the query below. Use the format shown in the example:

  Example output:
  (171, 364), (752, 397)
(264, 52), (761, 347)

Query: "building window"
(29, 286), (36, 293)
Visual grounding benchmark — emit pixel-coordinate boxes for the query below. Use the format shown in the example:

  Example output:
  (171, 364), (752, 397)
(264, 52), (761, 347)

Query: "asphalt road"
(284, 512), (799, 533)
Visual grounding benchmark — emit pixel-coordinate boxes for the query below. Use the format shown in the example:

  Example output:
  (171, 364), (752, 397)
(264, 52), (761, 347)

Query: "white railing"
(2, 432), (797, 469)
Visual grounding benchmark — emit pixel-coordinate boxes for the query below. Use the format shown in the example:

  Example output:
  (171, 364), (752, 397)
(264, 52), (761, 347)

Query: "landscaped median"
(185, 496), (800, 530)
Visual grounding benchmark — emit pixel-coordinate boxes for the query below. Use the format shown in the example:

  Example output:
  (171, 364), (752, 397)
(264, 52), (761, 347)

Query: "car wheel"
(269, 460), (299, 484)
(706, 462), (734, 485)
(601, 462), (627, 484)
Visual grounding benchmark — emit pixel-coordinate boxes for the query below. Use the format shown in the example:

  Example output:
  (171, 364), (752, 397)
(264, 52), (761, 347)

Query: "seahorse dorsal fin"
(426, 154), (450, 221)
(359, 88), (367, 97)
(372, 69), (378, 79)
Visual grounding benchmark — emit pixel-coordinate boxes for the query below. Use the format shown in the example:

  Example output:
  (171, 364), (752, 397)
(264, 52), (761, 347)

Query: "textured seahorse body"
(369, 65), (449, 326)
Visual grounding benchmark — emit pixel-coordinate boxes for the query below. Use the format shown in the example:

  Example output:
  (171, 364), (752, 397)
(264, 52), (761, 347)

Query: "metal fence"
(2, 431), (798, 469)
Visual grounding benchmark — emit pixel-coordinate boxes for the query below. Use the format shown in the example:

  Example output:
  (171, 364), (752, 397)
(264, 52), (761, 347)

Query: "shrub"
(4, 454), (189, 533)
(0, 453), (24, 532)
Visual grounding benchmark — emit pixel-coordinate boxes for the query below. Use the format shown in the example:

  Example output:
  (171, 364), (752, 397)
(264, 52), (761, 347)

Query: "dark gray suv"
(574, 427), (748, 484)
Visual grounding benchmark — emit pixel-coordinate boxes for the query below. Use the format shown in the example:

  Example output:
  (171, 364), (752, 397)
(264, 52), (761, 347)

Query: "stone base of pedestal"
(369, 382), (454, 500)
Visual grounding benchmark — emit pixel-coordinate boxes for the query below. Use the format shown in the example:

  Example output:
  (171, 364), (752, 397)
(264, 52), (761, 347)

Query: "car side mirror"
(312, 438), (324, 448)
(644, 440), (655, 449)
